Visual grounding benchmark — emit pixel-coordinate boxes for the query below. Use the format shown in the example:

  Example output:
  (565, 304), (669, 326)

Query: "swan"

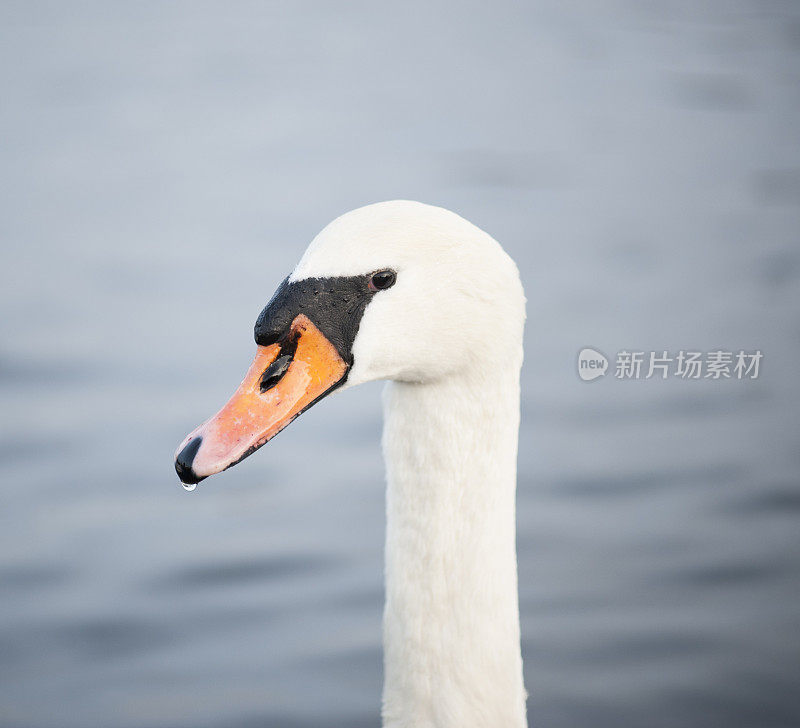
(174, 200), (527, 728)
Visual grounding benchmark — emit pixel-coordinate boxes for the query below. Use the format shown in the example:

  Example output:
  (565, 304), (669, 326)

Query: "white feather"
(293, 201), (527, 728)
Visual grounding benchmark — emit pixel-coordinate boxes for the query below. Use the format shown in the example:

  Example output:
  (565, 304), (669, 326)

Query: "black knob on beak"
(175, 437), (204, 485)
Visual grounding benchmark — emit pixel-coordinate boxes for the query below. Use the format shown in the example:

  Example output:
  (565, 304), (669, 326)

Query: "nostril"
(260, 333), (300, 393)
(260, 354), (293, 392)
(175, 437), (204, 484)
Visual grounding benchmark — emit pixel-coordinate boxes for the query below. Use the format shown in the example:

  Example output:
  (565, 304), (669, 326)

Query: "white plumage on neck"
(295, 200), (528, 726)
(381, 359), (526, 727)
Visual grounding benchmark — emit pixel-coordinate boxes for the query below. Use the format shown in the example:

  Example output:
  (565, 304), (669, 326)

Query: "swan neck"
(381, 369), (527, 728)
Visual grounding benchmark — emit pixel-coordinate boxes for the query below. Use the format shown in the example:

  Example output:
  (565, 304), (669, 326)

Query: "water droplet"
(182, 482), (196, 492)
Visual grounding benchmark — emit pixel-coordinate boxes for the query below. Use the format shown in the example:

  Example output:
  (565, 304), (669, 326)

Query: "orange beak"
(174, 314), (348, 486)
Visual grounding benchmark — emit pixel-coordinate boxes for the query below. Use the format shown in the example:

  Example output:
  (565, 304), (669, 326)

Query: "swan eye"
(368, 269), (396, 292)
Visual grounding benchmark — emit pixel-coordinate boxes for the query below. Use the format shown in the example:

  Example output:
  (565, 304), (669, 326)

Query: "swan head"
(174, 200), (524, 486)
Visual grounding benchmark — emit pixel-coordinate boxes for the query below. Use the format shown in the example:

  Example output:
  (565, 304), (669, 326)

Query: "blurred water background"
(1, 1), (799, 727)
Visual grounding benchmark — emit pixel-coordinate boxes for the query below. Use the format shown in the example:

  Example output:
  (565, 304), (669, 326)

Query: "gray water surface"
(1, 2), (799, 727)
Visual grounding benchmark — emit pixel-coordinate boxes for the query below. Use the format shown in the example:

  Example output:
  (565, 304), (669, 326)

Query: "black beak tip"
(175, 437), (205, 485)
